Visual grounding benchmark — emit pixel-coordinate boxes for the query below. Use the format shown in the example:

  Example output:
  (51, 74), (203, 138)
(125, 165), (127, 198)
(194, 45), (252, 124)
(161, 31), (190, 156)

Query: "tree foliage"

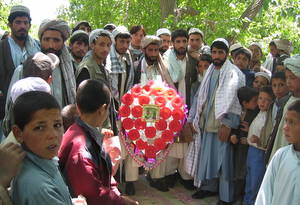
(0, 0), (11, 31)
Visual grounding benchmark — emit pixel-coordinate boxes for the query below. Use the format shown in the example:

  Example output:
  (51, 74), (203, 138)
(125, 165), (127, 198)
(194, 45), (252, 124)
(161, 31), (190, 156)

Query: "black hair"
(211, 41), (229, 54)
(115, 33), (131, 40)
(13, 91), (60, 130)
(237, 86), (259, 106)
(287, 100), (300, 113)
(171, 29), (188, 42)
(271, 71), (286, 82)
(70, 34), (89, 46)
(129, 25), (146, 35)
(22, 55), (52, 81)
(76, 80), (111, 114)
(269, 41), (276, 47)
(61, 104), (78, 131)
(259, 85), (275, 100)
(234, 48), (252, 61)
(104, 24), (116, 31)
(199, 54), (212, 64)
(8, 12), (31, 24)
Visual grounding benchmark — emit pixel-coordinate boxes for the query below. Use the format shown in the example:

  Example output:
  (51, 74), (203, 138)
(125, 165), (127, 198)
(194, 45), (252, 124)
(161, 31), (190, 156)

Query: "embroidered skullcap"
(11, 77), (51, 103)
(274, 39), (293, 54)
(156, 28), (171, 37)
(31, 52), (59, 71)
(212, 38), (229, 49)
(89, 29), (114, 45)
(230, 43), (242, 53)
(141, 35), (161, 49)
(255, 72), (271, 83)
(38, 19), (71, 41)
(70, 30), (89, 43)
(283, 54), (300, 77)
(10, 5), (30, 16)
(188, 28), (204, 39)
(112, 26), (131, 39)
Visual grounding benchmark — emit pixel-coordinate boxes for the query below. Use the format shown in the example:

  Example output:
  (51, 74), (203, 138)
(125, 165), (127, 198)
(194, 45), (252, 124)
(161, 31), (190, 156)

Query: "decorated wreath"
(119, 80), (187, 169)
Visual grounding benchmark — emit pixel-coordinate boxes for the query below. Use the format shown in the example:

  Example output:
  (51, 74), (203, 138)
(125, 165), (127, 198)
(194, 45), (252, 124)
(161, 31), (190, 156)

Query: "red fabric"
(59, 123), (125, 205)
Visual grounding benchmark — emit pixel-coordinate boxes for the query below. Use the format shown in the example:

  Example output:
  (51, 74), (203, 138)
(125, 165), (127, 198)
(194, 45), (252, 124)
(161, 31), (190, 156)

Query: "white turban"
(156, 28), (171, 37)
(11, 77), (51, 103)
(284, 54), (300, 77)
(112, 26), (131, 39)
(38, 19), (71, 41)
(89, 29), (114, 45)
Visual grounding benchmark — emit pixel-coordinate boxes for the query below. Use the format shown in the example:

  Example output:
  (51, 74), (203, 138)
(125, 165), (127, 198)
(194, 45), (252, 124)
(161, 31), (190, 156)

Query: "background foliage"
(1, 0), (299, 54)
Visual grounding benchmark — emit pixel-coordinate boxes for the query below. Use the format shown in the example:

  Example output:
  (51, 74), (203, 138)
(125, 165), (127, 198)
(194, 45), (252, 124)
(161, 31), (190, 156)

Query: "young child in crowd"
(59, 80), (138, 205)
(11, 91), (73, 204)
(252, 72), (270, 89)
(255, 100), (300, 205)
(230, 86), (259, 202)
(265, 72), (291, 163)
(233, 47), (255, 87)
(190, 54), (212, 103)
(268, 55), (300, 162)
(244, 86), (275, 205)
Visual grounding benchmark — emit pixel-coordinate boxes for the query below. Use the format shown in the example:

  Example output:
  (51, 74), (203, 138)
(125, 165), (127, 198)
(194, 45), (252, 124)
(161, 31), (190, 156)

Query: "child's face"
(243, 95), (258, 110)
(284, 110), (300, 149)
(234, 53), (250, 70)
(271, 78), (289, 99)
(253, 76), (268, 89)
(285, 69), (300, 94)
(249, 45), (262, 61)
(17, 109), (63, 159)
(197, 60), (210, 74)
(257, 92), (273, 111)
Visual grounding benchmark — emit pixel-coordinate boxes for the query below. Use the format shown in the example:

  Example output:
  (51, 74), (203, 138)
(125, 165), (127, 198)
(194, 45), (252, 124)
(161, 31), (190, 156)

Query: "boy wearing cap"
(187, 38), (245, 204)
(0, 5), (40, 138)
(269, 55), (300, 162)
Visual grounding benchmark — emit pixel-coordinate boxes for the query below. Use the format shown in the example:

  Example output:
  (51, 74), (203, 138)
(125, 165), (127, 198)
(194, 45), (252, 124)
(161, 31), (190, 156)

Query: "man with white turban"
(268, 54), (300, 162)
(38, 19), (76, 108)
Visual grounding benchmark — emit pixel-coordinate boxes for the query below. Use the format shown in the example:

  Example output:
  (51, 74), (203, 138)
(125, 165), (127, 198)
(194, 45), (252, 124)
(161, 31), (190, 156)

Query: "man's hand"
(0, 143), (25, 187)
(249, 135), (259, 144)
(72, 195), (87, 205)
(101, 128), (114, 138)
(230, 135), (239, 144)
(121, 196), (139, 205)
(218, 124), (231, 142)
(240, 137), (248, 145)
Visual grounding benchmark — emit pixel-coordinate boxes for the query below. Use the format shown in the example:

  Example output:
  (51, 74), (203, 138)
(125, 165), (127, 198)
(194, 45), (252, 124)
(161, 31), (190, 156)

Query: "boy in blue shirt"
(11, 91), (73, 205)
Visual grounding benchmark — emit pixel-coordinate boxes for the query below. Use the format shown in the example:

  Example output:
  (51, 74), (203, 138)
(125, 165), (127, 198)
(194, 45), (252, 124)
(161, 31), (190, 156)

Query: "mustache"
(17, 29), (27, 32)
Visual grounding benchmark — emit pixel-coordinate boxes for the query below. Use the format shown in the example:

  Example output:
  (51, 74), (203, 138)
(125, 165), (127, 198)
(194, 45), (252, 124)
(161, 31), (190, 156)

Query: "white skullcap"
(188, 28), (204, 38)
(11, 77), (51, 103)
(255, 72), (271, 83)
(112, 26), (131, 39)
(230, 43), (242, 53)
(212, 38), (229, 49)
(156, 28), (171, 37)
(89, 29), (114, 45)
(141, 35), (161, 49)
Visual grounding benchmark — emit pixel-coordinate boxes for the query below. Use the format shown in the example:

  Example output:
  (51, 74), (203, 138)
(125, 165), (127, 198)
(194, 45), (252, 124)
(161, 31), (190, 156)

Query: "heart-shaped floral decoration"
(119, 80), (187, 170)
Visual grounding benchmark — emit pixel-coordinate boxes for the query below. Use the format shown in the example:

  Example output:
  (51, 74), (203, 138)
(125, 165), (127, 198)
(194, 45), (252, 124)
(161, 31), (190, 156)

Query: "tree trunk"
(160, 0), (176, 25)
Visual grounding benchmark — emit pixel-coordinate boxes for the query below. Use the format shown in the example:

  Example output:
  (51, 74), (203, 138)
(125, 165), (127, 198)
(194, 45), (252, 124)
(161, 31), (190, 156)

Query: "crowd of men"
(0, 4), (300, 205)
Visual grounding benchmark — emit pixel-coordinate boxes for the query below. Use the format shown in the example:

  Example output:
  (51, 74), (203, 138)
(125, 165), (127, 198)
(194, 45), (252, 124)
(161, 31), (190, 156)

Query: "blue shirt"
(12, 150), (72, 205)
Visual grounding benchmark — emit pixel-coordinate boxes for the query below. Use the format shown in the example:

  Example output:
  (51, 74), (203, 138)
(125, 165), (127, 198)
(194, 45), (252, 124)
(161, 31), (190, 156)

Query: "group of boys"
(0, 4), (300, 205)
